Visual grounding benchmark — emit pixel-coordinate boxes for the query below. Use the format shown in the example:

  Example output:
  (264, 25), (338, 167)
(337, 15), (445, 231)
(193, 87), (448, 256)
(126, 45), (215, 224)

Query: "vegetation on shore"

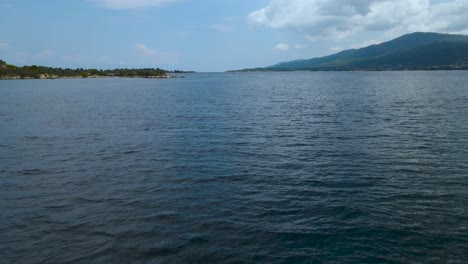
(231, 32), (468, 72)
(0, 60), (192, 79)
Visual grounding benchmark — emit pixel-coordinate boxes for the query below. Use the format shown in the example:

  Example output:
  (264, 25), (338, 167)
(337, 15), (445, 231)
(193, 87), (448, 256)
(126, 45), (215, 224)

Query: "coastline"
(0, 60), (192, 80)
(0, 75), (184, 80)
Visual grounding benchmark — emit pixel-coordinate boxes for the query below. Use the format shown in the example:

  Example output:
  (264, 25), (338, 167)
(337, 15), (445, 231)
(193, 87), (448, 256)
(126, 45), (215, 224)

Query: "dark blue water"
(1, 72), (467, 263)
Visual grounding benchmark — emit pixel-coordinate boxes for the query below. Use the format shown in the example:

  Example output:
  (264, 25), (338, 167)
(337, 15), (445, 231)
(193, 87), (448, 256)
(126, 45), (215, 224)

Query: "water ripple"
(1, 72), (468, 263)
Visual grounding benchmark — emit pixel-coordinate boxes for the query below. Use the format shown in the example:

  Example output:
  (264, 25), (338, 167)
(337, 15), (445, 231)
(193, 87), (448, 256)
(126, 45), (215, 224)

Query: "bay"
(1, 71), (467, 263)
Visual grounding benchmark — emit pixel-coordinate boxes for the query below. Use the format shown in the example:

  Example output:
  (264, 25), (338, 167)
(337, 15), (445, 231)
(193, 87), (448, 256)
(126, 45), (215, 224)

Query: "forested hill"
(235, 32), (468, 71)
(0, 60), (173, 79)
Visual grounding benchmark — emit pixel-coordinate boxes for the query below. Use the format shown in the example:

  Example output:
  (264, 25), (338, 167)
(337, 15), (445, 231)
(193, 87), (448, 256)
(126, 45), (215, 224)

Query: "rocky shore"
(0, 74), (183, 80)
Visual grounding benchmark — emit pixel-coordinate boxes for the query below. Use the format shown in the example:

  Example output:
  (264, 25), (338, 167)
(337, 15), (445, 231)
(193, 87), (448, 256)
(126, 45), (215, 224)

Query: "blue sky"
(1, 0), (467, 72)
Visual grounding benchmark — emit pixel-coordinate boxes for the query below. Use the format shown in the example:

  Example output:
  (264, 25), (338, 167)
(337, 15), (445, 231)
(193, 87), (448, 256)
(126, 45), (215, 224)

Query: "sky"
(1, 0), (468, 72)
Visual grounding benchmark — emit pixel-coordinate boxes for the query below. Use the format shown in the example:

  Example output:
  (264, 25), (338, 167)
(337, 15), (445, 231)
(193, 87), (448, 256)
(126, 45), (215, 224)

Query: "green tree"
(90, 69), (100, 76)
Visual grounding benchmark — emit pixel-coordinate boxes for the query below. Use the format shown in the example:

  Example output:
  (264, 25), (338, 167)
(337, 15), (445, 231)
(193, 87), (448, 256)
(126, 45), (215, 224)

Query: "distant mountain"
(236, 32), (468, 71)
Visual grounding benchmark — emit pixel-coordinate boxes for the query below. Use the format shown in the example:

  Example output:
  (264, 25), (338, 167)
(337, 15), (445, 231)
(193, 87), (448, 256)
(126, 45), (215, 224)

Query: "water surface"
(1, 72), (467, 263)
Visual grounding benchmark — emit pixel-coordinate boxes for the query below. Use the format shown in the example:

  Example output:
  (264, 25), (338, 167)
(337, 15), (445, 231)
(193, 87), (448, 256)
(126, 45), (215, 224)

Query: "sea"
(1, 71), (467, 263)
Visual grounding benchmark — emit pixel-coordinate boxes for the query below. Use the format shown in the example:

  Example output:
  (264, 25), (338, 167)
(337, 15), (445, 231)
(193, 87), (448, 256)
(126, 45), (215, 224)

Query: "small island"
(0, 59), (192, 80)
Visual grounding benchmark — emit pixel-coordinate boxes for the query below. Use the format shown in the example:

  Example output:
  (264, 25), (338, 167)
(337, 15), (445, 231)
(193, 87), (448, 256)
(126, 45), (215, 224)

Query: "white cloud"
(248, 0), (468, 40)
(211, 24), (235, 33)
(135, 43), (179, 65)
(92, 0), (181, 9)
(0, 42), (8, 50)
(273, 43), (289, 51)
(135, 43), (159, 56)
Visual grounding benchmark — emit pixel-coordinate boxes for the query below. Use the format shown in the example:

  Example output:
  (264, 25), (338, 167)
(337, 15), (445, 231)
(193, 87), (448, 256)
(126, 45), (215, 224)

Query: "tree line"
(0, 60), (168, 79)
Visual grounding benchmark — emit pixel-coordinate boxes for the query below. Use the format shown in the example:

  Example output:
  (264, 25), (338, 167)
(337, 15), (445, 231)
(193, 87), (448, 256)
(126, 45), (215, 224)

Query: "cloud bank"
(248, 0), (468, 39)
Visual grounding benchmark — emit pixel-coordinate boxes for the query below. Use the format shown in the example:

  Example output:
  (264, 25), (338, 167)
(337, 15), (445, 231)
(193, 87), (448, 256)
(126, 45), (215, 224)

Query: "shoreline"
(0, 75), (184, 80)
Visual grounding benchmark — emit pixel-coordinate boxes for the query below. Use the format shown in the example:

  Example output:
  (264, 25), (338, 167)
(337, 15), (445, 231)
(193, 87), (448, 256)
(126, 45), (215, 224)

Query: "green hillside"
(237, 32), (468, 71)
